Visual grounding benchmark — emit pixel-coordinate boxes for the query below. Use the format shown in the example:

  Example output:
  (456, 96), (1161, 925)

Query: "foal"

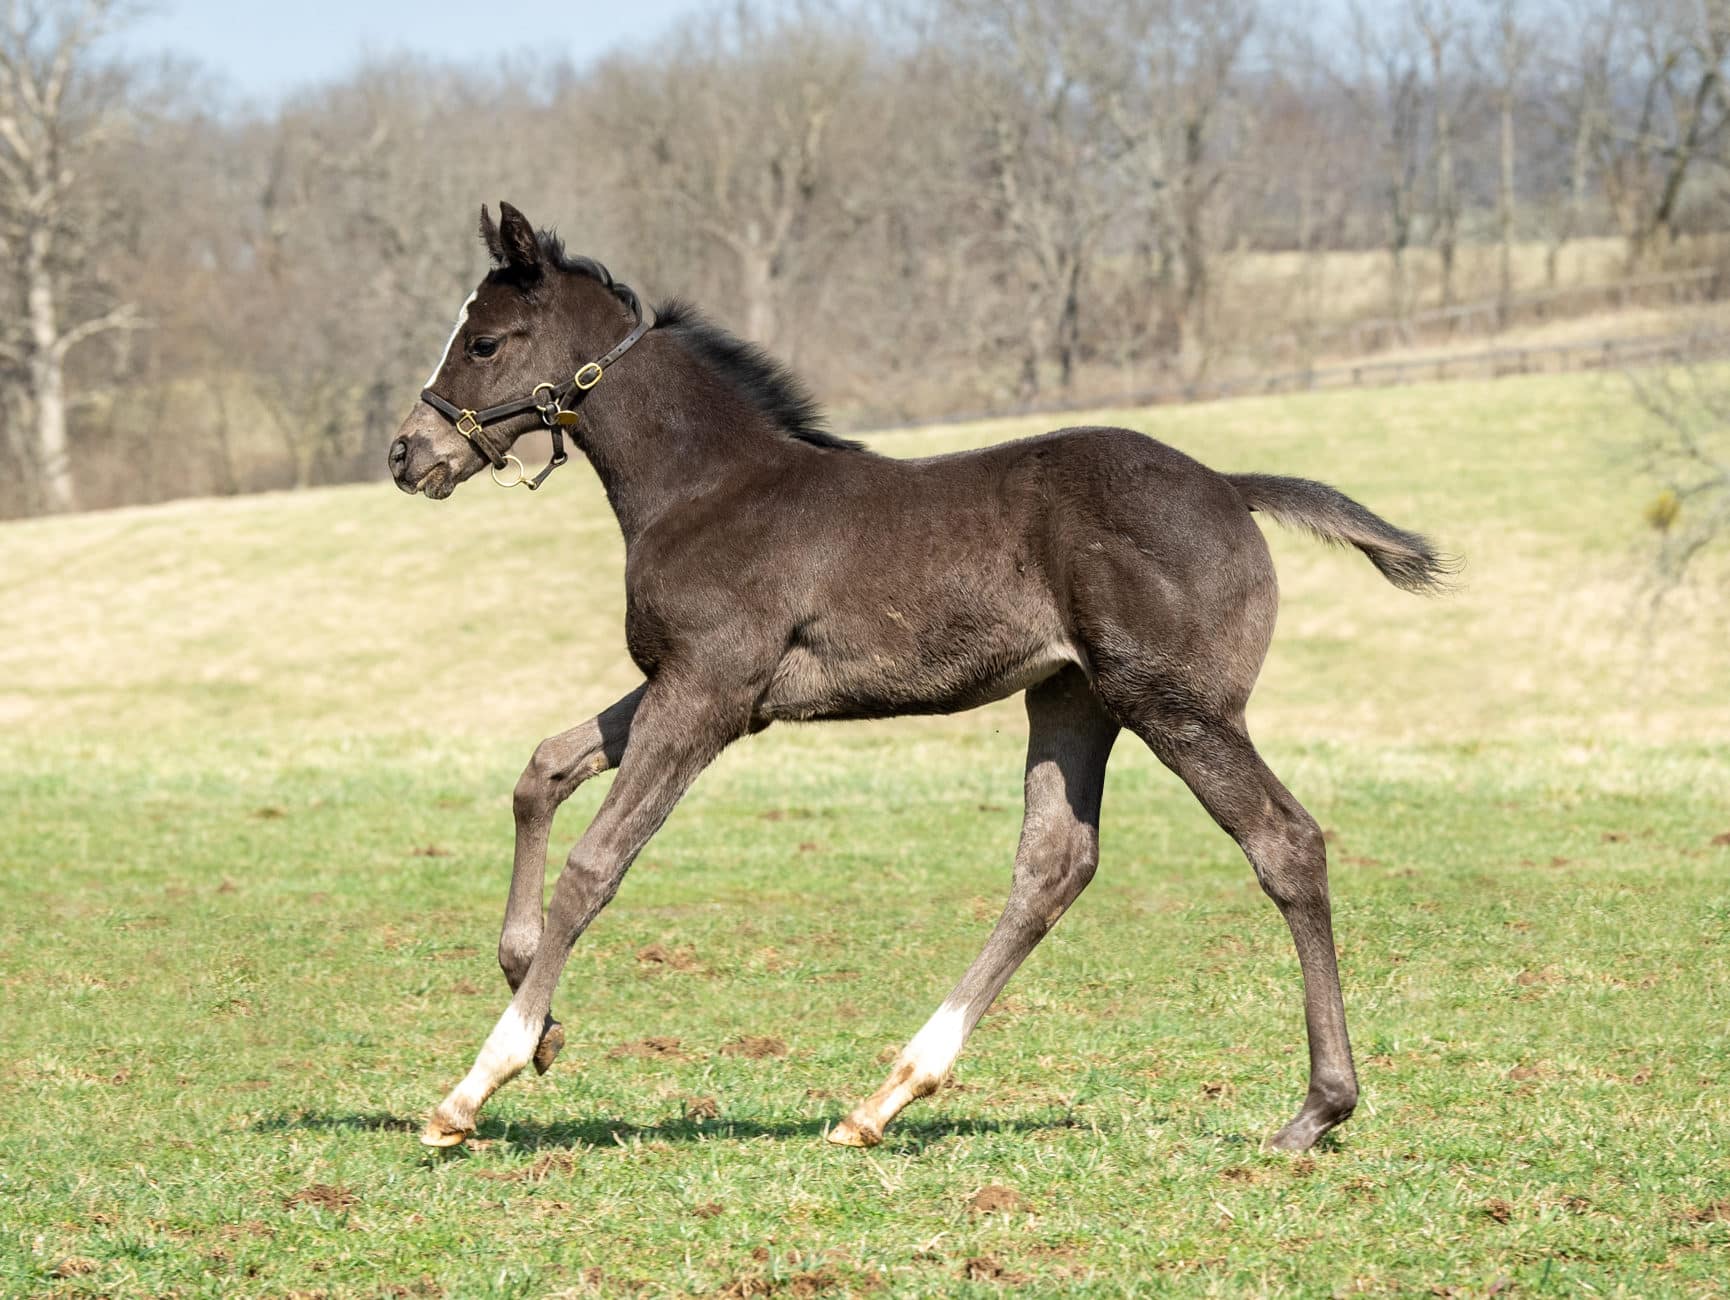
(389, 203), (1449, 1153)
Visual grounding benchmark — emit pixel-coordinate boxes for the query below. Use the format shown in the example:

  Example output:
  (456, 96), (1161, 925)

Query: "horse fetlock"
(1267, 1079), (1357, 1153)
(421, 1098), (477, 1148)
(1309, 1073), (1358, 1122)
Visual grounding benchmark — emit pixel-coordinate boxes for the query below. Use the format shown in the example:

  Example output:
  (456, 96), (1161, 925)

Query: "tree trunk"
(1497, 90), (1516, 326)
(1435, 101), (1457, 309)
(740, 233), (777, 349)
(26, 226), (74, 514)
(1055, 252), (1083, 390)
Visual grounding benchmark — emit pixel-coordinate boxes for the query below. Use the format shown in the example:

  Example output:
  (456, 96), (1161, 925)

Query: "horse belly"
(756, 632), (1084, 723)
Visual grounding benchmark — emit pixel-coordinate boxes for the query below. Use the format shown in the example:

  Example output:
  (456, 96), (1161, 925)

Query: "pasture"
(3, 371), (1728, 1297)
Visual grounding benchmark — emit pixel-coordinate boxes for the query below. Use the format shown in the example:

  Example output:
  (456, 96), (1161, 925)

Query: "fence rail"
(864, 328), (1730, 434)
(1268, 266), (1728, 363)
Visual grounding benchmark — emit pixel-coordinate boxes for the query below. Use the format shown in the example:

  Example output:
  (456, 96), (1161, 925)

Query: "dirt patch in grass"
(54, 1257), (99, 1278)
(721, 1035), (788, 1059)
(1507, 1062), (1551, 1080)
(636, 943), (702, 972)
(962, 1256), (1030, 1284)
(1681, 1199), (1730, 1222)
(284, 1183), (356, 1212)
(608, 1036), (688, 1060)
(684, 1095), (720, 1119)
(218, 1220), (276, 1240)
(722, 1270), (843, 1297)
(474, 1152), (581, 1184)
(1481, 1198), (1514, 1224)
(966, 1184), (1027, 1215)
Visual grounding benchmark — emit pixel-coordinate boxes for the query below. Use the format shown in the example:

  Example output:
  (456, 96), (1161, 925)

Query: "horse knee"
(513, 746), (559, 822)
(1245, 806), (1328, 909)
(514, 733), (606, 821)
(498, 930), (538, 989)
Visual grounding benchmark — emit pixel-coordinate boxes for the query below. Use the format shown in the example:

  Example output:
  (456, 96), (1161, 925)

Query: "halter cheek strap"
(420, 303), (652, 490)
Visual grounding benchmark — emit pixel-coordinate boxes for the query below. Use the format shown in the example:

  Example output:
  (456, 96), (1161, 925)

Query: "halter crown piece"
(419, 292), (653, 490)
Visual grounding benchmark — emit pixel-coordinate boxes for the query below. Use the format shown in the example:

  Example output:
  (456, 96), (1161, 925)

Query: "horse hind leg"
(828, 666), (1117, 1147)
(1128, 704), (1358, 1151)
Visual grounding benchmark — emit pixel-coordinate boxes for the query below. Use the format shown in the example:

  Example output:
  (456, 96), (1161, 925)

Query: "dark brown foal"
(390, 203), (1451, 1152)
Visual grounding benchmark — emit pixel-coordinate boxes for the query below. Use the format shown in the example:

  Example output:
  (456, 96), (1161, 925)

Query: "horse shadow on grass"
(250, 1109), (1094, 1153)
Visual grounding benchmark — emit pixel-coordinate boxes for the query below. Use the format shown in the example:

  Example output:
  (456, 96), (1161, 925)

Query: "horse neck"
(576, 332), (786, 545)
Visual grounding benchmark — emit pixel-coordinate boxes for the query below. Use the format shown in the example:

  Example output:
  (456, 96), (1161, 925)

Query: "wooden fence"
(1267, 266), (1728, 363)
(866, 327), (1730, 434)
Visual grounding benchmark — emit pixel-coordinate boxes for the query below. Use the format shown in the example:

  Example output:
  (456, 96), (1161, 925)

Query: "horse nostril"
(388, 438), (409, 471)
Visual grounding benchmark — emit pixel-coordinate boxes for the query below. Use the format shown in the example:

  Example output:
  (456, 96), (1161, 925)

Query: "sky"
(120, 0), (720, 101)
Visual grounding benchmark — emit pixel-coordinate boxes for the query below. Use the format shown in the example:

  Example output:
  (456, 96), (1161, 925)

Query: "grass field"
(3, 371), (1729, 1297)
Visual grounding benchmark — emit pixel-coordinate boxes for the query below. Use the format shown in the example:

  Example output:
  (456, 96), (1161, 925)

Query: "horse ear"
(496, 201), (541, 273)
(479, 204), (505, 265)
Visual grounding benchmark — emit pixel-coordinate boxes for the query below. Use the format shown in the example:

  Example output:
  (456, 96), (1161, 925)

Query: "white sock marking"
(451, 1003), (539, 1111)
(901, 1000), (969, 1083)
(424, 291), (477, 387)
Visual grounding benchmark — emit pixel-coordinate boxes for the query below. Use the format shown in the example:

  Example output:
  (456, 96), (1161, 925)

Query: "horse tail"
(1225, 473), (1457, 595)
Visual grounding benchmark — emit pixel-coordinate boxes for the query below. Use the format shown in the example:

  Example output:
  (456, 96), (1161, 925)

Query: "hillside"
(4, 369), (1725, 749)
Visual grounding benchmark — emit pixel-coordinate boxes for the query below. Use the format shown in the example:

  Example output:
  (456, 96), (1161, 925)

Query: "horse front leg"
(423, 679), (742, 1147)
(502, 685), (644, 1074)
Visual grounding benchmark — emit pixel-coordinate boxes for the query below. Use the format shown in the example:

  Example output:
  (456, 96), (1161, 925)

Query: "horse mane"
(533, 229), (868, 455)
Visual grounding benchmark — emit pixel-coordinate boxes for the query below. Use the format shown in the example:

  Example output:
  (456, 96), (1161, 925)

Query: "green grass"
(3, 373), (1729, 1296)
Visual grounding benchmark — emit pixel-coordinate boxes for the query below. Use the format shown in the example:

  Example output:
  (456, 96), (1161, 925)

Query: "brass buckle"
(573, 362), (603, 391)
(455, 410), (483, 440)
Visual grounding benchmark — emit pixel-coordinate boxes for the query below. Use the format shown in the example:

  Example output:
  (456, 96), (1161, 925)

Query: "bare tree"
(1483, 0), (1536, 320)
(1413, 0), (1468, 308)
(1599, 0), (1730, 267)
(946, 0), (1142, 394)
(589, 7), (871, 357)
(0, 0), (142, 513)
(1535, 0), (1613, 285)
(1342, 2), (1425, 322)
(1116, 0), (1257, 372)
(1628, 364), (1730, 597)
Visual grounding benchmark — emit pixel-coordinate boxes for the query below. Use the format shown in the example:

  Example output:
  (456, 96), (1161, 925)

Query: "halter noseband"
(419, 293), (652, 490)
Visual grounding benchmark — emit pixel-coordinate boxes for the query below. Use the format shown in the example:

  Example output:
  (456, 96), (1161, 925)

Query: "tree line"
(4, 0), (1729, 517)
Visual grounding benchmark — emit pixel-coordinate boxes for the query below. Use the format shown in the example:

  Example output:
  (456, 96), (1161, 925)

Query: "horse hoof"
(420, 1118), (470, 1148)
(1265, 1126), (1313, 1153)
(826, 1116), (881, 1148)
(533, 1020), (565, 1076)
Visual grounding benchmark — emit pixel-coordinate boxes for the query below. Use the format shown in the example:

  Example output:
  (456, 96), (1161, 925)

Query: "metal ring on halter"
(491, 454), (529, 489)
(532, 382), (560, 424)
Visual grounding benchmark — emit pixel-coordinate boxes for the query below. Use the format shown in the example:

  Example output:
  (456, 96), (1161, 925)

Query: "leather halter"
(419, 295), (652, 490)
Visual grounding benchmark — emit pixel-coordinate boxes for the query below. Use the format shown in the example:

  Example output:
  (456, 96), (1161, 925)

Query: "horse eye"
(469, 336), (500, 359)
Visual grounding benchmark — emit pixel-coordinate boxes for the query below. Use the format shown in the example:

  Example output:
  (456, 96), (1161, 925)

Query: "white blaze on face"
(425, 291), (478, 387)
